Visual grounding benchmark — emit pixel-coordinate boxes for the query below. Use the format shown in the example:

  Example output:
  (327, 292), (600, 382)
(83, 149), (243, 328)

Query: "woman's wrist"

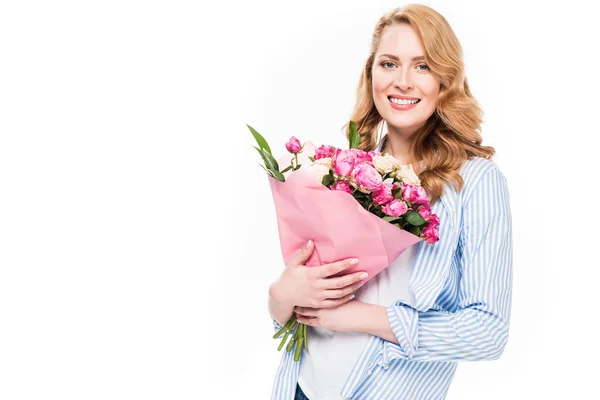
(269, 281), (295, 325)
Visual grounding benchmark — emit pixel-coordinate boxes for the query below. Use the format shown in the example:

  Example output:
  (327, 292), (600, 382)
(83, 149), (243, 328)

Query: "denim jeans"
(295, 382), (310, 400)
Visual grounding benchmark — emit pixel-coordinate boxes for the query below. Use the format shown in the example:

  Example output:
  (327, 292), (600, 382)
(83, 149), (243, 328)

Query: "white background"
(1, 0), (599, 399)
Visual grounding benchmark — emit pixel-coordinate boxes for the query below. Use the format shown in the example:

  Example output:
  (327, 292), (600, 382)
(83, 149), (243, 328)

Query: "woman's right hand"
(270, 239), (368, 309)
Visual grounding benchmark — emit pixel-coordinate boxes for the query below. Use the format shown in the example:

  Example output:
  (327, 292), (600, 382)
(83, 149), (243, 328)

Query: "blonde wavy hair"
(344, 4), (495, 205)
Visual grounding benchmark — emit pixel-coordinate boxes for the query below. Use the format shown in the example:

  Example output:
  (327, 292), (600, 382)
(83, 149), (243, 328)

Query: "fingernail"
(350, 258), (359, 265)
(357, 282), (364, 288)
(307, 239), (313, 247)
(360, 272), (368, 279)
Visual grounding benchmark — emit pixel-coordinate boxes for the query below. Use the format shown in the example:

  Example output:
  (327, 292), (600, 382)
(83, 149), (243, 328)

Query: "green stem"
(303, 324), (308, 348)
(294, 335), (303, 361)
(286, 321), (299, 352)
(273, 314), (296, 339)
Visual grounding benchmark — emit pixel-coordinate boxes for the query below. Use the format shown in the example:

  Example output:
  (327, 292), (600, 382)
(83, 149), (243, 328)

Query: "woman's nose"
(394, 71), (414, 91)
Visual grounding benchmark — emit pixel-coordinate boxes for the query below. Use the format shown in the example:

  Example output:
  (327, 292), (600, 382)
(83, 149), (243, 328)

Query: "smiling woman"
(371, 25), (441, 154)
(268, 4), (513, 400)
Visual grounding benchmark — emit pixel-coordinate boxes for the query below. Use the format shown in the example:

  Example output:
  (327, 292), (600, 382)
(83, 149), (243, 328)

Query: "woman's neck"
(381, 134), (411, 165)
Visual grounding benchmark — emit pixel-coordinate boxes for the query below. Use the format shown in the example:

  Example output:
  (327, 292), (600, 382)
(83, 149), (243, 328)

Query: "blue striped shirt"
(270, 155), (513, 399)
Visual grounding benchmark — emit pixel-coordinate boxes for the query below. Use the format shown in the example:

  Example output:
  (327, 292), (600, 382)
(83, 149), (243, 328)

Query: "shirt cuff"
(272, 317), (283, 333)
(385, 302), (420, 360)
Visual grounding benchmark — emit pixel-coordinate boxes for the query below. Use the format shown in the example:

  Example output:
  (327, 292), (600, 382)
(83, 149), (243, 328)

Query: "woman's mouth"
(388, 96), (420, 111)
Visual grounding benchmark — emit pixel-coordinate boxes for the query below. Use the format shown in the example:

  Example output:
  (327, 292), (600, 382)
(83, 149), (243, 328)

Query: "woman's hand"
(270, 240), (368, 310)
(294, 299), (370, 333)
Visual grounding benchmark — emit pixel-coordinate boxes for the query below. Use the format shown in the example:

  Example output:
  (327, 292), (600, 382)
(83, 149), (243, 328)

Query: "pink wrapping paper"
(267, 143), (422, 284)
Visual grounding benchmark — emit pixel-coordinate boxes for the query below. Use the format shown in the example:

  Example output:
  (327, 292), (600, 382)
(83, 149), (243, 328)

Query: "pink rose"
(372, 182), (394, 205)
(332, 180), (353, 194)
(349, 149), (372, 164)
(373, 181), (394, 205)
(428, 214), (440, 228)
(333, 148), (357, 177)
(401, 184), (429, 204)
(353, 163), (383, 191)
(382, 199), (408, 217)
(315, 145), (335, 159)
(285, 136), (302, 153)
(401, 184), (419, 202)
(417, 205), (431, 220)
(423, 224), (440, 244)
(414, 186), (429, 205)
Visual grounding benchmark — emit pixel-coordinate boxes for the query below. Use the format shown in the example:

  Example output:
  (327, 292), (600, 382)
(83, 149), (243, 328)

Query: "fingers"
(322, 270), (368, 290)
(320, 292), (356, 308)
(315, 257), (359, 279)
(323, 277), (365, 301)
(288, 239), (314, 267)
(294, 306), (316, 316)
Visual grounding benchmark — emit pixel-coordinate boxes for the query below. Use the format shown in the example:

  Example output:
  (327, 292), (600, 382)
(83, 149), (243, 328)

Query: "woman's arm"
(358, 166), (513, 362)
(269, 281), (295, 329)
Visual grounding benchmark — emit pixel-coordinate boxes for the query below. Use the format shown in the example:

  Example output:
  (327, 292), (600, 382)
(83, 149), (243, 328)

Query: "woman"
(268, 4), (513, 399)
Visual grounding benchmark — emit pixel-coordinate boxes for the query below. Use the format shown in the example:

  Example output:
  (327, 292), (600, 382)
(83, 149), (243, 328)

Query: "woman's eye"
(382, 61), (396, 69)
(417, 64), (429, 71)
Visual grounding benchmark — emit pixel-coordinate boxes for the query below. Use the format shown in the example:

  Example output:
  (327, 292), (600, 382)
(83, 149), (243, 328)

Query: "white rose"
(312, 157), (333, 169)
(396, 165), (421, 186)
(307, 157), (332, 184)
(372, 154), (397, 174)
(309, 163), (330, 184)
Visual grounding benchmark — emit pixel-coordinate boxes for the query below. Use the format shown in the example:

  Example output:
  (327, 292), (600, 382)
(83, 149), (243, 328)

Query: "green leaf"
(259, 163), (273, 177)
(405, 210), (427, 226)
(382, 215), (402, 224)
(261, 147), (280, 171)
(348, 120), (360, 149)
(322, 174), (334, 187)
(392, 187), (403, 199)
(281, 165), (292, 173)
(254, 146), (270, 167)
(410, 225), (422, 236)
(269, 168), (285, 182)
(308, 156), (315, 162)
(246, 124), (272, 154)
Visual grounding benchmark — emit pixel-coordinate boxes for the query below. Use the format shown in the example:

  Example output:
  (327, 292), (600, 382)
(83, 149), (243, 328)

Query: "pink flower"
(333, 148), (357, 177)
(332, 180), (353, 194)
(349, 149), (372, 164)
(423, 224), (440, 244)
(402, 184), (429, 204)
(428, 213), (440, 228)
(315, 145), (335, 159)
(372, 182), (394, 205)
(285, 136), (302, 153)
(353, 163), (383, 191)
(415, 187), (430, 205)
(417, 205), (431, 220)
(382, 199), (408, 217)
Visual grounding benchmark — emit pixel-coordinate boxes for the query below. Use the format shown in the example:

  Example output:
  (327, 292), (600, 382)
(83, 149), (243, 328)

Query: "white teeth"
(389, 97), (419, 105)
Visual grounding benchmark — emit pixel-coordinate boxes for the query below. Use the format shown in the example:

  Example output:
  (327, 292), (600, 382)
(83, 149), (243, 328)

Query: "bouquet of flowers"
(248, 121), (440, 361)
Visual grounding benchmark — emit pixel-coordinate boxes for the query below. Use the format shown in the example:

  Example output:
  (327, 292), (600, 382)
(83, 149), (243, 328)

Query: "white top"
(297, 243), (417, 400)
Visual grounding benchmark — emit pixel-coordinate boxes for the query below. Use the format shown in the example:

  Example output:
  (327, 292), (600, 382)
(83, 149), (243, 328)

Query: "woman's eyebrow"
(378, 53), (425, 62)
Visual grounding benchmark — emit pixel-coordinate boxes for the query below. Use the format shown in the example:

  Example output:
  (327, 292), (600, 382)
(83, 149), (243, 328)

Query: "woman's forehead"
(377, 24), (425, 59)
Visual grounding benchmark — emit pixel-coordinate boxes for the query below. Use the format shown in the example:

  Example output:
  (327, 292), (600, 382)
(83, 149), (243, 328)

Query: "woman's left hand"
(294, 299), (369, 332)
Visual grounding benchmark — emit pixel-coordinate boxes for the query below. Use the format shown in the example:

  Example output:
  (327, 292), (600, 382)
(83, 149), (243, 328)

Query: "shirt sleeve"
(384, 165), (513, 362)
(272, 317), (284, 333)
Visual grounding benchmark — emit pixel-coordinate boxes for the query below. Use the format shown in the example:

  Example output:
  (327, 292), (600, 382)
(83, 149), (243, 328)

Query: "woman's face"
(371, 23), (441, 137)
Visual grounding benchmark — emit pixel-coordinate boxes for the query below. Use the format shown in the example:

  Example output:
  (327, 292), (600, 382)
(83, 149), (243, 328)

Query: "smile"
(388, 96), (420, 110)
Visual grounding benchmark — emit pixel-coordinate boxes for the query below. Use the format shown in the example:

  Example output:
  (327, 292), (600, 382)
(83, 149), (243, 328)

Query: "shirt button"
(382, 363), (389, 370)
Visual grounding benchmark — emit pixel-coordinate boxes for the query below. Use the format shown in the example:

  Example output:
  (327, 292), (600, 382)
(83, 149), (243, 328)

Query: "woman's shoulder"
(457, 156), (509, 205)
